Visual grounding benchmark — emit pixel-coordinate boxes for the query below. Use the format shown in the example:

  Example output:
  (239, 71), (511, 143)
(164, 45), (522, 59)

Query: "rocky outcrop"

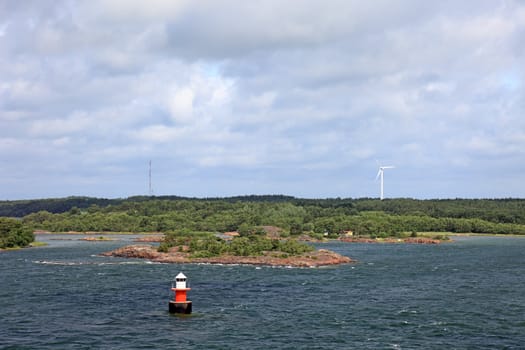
(339, 236), (445, 244)
(133, 235), (164, 242)
(103, 245), (164, 260)
(80, 236), (117, 241)
(101, 245), (354, 267)
(402, 237), (443, 244)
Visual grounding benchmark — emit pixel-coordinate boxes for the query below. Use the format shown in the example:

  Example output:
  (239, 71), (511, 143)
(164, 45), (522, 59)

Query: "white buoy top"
(175, 272), (187, 289)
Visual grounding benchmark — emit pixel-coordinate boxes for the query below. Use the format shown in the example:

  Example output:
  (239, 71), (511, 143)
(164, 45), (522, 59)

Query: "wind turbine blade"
(375, 169), (381, 180)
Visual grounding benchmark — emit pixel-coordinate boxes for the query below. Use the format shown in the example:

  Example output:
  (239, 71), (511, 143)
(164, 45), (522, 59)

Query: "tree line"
(3, 196), (524, 224)
(16, 197), (525, 236)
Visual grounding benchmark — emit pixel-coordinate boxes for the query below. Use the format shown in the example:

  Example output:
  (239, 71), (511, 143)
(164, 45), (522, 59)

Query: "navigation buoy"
(169, 272), (192, 314)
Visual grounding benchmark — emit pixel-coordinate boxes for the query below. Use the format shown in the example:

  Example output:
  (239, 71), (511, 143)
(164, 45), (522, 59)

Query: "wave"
(32, 260), (162, 266)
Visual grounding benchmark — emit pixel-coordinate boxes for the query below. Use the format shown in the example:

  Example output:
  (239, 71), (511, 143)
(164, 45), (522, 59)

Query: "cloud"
(1, 0), (524, 199)
(167, 87), (194, 123)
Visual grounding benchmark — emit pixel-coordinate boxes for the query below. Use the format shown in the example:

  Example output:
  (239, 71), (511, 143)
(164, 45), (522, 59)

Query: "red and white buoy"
(169, 272), (192, 314)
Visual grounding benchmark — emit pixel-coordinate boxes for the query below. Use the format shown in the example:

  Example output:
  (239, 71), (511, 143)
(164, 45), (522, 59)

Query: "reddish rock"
(102, 245), (163, 260)
(133, 235), (164, 242)
(403, 237), (443, 244)
(81, 237), (116, 241)
(33, 230), (52, 234)
(223, 231), (240, 237)
(339, 236), (445, 244)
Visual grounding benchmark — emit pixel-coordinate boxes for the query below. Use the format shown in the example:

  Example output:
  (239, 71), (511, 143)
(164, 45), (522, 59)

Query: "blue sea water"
(1, 235), (525, 349)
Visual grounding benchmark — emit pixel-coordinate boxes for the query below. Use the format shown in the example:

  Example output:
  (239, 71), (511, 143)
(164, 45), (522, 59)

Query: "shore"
(338, 236), (448, 244)
(101, 244), (354, 268)
(34, 230), (163, 235)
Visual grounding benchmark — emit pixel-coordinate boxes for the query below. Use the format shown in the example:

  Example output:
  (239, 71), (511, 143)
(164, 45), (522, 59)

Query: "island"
(102, 230), (353, 267)
(102, 244), (353, 267)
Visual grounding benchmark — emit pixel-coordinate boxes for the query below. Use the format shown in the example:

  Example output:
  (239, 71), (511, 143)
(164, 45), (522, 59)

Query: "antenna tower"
(149, 160), (153, 196)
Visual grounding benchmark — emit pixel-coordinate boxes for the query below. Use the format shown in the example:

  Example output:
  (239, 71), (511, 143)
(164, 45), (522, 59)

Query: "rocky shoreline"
(339, 236), (446, 244)
(101, 244), (354, 268)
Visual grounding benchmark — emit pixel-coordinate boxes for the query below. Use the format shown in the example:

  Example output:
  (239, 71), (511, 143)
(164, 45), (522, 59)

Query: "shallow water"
(1, 235), (525, 349)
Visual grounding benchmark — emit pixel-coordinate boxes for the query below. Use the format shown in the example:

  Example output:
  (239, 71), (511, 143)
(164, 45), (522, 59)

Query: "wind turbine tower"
(376, 165), (394, 200)
(149, 160), (153, 196)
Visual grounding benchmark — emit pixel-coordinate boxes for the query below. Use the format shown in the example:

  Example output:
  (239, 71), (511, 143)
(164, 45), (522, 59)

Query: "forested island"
(1, 196), (525, 252)
(102, 229), (353, 267)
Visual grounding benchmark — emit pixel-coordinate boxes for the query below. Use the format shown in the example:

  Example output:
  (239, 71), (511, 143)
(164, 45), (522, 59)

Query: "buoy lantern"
(169, 272), (192, 314)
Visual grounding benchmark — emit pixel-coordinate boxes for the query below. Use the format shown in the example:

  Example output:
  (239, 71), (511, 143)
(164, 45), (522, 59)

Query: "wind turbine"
(376, 165), (394, 200)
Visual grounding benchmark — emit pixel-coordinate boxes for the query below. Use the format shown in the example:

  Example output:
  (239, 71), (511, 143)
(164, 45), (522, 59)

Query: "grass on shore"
(0, 241), (48, 251)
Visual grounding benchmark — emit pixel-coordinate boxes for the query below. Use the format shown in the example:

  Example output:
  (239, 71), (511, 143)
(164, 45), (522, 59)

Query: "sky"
(1, 0), (524, 200)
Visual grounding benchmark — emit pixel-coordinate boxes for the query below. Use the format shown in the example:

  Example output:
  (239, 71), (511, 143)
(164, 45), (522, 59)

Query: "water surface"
(1, 235), (524, 349)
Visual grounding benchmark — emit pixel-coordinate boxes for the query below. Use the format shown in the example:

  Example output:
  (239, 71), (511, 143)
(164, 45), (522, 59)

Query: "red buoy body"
(169, 272), (192, 314)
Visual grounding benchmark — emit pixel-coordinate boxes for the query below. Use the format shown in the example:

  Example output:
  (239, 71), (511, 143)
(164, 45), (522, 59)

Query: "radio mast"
(149, 160), (153, 196)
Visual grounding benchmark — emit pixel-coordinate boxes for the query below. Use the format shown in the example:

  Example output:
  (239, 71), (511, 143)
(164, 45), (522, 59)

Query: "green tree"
(289, 222), (303, 235)
(0, 218), (35, 248)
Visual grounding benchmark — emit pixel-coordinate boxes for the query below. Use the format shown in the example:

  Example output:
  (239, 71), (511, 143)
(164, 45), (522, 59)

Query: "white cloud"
(82, 0), (190, 23)
(132, 124), (183, 143)
(29, 112), (91, 136)
(167, 87), (194, 123)
(1, 0), (525, 199)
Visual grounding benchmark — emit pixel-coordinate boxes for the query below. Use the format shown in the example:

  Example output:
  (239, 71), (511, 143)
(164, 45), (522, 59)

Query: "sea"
(1, 234), (524, 349)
